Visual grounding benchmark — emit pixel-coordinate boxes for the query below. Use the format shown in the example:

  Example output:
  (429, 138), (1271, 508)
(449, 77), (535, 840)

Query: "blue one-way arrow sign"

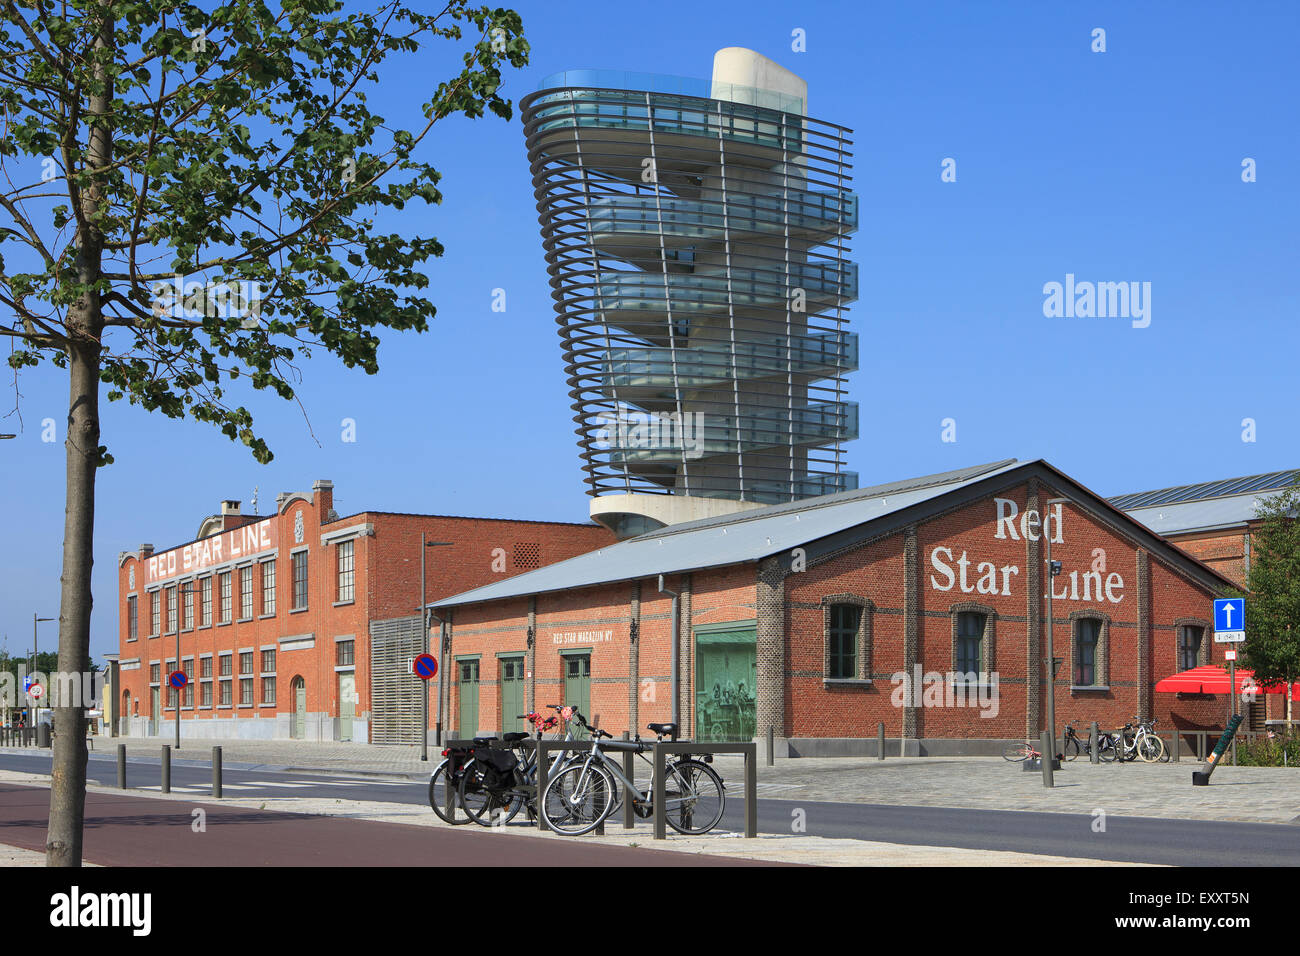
(1213, 598), (1245, 643)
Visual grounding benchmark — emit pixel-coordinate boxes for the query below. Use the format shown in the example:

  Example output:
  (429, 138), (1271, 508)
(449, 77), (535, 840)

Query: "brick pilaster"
(903, 527), (920, 739)
(1137, 550), (1151, 721)
(756, 556), (787, 739)
(629, 582), (641, 732)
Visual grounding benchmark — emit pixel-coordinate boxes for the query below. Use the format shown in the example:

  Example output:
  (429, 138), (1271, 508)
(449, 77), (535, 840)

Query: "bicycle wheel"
(1002, 741), (1033, 761)
(1097, 735), (1116, 762)
(541, 762), (617, 836)
(662, 759), (725, 835)
(1063, 737), (1081, 762)
(457, 762), (525, 828)
(428, 759), (471, 825)
(1138, 734), (1164, 763)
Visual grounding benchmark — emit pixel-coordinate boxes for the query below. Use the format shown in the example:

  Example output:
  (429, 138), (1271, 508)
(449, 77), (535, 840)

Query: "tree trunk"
(47, 2), (113, 868)
(47, 338), (101, 866)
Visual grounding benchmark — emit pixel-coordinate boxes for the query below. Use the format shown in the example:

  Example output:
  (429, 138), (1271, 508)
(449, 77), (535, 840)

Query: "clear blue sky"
(1, 0), (1296, 661)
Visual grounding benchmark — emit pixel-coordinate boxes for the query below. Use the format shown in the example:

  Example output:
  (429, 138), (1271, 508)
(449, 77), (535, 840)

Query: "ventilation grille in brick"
(513, 542), (541, 569)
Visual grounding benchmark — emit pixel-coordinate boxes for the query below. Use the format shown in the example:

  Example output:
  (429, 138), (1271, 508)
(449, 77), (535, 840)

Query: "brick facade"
(439, 468), (1242, 754)
(115, 483), (613, 741)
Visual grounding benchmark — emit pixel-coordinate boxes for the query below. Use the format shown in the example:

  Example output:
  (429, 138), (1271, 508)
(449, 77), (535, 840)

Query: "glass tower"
(521, 49), (859, 536)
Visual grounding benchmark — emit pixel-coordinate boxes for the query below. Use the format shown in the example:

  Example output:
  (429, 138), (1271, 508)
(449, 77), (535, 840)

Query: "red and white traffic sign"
(28, 683), (43, 699)
(1224, 649), (1237, 661)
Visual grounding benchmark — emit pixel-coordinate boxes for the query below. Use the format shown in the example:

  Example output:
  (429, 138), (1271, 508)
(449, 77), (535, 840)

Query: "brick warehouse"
(114, 481), (614, 742)
(431, 459), (1246, 756)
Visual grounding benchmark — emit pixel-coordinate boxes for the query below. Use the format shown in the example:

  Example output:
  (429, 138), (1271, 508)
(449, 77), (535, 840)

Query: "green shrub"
(1237, 731), (1300, 767)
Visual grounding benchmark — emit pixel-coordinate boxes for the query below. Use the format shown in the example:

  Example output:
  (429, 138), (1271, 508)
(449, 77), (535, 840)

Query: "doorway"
(457, 659), (479, 738)
(500, 657), (523, 734)
(694, 626), (757, 743)
(337, 672), (355, 741)
(292, 677), (306, 739)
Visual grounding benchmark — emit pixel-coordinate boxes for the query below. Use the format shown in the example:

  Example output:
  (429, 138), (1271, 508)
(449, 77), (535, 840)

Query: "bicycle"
(429, 734), (503, 825)
(541, 719), (725, 836)
(457, 705), (595, 828)
(1002, 740), (1041, 762)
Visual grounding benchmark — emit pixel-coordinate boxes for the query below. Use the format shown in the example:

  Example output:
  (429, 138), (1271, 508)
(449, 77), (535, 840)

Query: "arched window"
(1069, 611), (1111, 689)
(821, 595), (873, 683)
(949, 603), (996, 679)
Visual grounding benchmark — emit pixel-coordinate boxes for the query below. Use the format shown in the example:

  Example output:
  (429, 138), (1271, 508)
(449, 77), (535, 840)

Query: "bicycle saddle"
(502, 732), (528, 743)
(647, 722), (678, 738)
(472, 736), (499, 746)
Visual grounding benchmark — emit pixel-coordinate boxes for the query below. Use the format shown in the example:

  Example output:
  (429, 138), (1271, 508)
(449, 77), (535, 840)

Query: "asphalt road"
(0, 781), (768, 867)
(3, 751), (1295, 865)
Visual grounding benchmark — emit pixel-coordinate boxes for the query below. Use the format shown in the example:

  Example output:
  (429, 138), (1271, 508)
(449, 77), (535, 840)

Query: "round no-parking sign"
(413, 654), (438, 680)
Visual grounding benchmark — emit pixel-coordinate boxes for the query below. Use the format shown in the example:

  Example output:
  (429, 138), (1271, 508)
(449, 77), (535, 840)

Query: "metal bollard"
(1040, 731), (1054, 787)
(1089, 722), (1099, 764)
(117, 744), (126, 789)
(1171, 730), (1180, 762)
(878, 722), (886, 760)
(767, 725), (774, 766)
(212, 746), (222, 799)
(161, 744), (171, 794)
(622, 741), (635, 830)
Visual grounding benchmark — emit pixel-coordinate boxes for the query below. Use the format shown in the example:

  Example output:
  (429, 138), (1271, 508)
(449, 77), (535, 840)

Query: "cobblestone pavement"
(72, 737), (1300, 824)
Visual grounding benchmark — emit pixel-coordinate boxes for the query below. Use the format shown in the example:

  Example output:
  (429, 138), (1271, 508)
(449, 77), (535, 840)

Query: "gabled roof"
(1109, 468), (1299, 510)
(433, 458), (1241, 611)
(433, 460), (1025, 608)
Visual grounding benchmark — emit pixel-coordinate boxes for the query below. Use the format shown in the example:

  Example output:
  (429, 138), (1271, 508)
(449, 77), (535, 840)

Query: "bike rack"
(650, 741), (757, 840)
(527, 737), (758, 839)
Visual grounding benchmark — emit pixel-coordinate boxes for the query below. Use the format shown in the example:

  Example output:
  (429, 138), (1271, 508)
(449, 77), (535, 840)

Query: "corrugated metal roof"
(1123, 493), (1274, 536)
(433, 459), (1022, 608)
(1109, 468), (1299, 510)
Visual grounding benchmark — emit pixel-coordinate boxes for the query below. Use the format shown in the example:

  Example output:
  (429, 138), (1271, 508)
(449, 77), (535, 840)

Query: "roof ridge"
(633, 458), (1020, 541)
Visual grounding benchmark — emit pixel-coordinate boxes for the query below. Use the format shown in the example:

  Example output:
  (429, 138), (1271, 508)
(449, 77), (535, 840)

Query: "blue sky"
(1, 0), (1297, 661)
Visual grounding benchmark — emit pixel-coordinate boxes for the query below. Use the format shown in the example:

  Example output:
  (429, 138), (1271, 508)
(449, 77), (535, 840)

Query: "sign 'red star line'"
(144, 518), (277, 586)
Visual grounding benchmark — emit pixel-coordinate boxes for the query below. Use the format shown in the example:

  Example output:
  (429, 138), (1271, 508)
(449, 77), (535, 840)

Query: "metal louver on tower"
(522, 48), (859, 537)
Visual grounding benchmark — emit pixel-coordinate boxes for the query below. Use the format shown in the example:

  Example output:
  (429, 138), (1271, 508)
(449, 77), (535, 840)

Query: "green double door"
(563, 653), (591, 739)
(457, 660), (479, 738)
(694, 627), (757, 743)
(500, 657), (524, 734)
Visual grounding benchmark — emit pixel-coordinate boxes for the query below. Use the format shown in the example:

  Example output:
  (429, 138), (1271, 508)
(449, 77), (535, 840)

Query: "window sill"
(823, 678), (872, 688)
(290, 607), (309, 615)
(217, 621), (232, 628)
(259, 703), (276, 709)
(1071, 684), (1110, 692)
(258, 613), (276, 620)
(237, 617), (254, 624)
(332, 599), (355, 608)
(217, 705), (232, 710)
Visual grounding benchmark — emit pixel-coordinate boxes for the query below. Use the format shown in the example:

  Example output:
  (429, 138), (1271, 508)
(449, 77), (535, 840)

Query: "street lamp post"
(1043, 497), (1069, 788)
(32, 613), (54, 723)
(420, 537), (453, 762)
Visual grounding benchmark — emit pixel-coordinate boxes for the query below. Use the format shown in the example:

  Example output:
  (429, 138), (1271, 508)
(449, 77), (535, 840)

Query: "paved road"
(736, 798), (1300, 866)
(0, 782), (768, 867)
(4, 751), (1294, 865)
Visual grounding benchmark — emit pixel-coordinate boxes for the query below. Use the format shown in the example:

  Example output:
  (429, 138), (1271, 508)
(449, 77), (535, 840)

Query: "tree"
(0, 0), (527, 866)
(1241, 479), (1300, 726)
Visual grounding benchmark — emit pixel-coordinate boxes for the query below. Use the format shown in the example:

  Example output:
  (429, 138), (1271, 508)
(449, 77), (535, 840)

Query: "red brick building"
(115, 480), (613, 742)
(433, 460), (1244, 755)
(1111, 466), (1299, 729)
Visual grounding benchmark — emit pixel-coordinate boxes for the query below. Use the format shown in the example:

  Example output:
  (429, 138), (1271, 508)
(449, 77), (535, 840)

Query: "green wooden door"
(695, 628), (757, 743)
(458, 660), (479, 738)
(500, 658), (524, 734)
(563, 653), (591, 739)
(337, 672), (355, 741)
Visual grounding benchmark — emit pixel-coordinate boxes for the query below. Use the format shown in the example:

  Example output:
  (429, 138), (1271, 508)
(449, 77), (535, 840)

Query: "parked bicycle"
(456, 705), (596, 828)
(429, 705), (573, 825)
(541, 719), (726, 836)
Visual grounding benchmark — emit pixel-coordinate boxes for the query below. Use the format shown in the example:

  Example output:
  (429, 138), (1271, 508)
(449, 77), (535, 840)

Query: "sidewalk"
(37, 736), (1300, 825)
(0, 770), (1148, 867)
